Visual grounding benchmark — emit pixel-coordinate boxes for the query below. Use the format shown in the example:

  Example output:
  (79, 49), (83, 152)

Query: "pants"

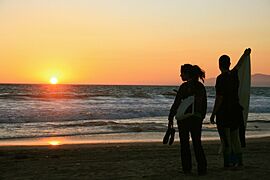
(217, 127), (242, 166)
(177, 117), (207, 173)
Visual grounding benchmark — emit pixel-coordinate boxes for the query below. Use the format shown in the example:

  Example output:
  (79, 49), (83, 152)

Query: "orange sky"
(0, 0), (269, 85)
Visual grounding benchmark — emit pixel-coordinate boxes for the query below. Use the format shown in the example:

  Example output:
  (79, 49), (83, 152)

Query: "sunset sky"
(0, 0), (269, 85)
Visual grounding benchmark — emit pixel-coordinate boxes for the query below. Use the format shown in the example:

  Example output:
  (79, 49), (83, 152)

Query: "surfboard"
(175, 96), (194, 121)
(237, 54), (251, 147)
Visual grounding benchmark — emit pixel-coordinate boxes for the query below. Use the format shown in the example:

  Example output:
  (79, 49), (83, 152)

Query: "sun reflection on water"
(48, 140), (61, 146)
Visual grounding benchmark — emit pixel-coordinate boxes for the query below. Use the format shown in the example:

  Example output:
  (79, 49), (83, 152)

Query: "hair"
(219, 55), (231, 70)
(181, 64), (205, 82)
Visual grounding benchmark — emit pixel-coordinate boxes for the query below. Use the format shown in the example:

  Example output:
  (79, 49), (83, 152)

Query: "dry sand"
(1, 137), (270, 180)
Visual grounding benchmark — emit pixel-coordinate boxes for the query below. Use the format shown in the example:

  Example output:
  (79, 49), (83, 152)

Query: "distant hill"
(251, 74), (270, 87)
(205, 73), (270, 87)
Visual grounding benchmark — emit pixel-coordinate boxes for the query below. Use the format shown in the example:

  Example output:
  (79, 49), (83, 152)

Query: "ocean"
(0, 84), (269, 145)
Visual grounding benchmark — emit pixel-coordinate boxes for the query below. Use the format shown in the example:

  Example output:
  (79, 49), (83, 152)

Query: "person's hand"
(168, 120), (173, 129)
(244, 48), (251, 55)
(210, 114), (216, 124)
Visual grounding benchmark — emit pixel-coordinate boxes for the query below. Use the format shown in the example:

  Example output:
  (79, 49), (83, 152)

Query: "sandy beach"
(0, 137), (270, 180)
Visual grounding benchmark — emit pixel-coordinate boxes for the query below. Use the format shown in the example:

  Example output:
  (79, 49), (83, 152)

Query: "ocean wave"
(0, 85), (269, 124)
(128, 92), (153, 98)
(109, 122), (165, 132)
(0, 93), (167, 100)
(247, 120), (270, 123)
(1, 116), (270, 140)
(0, 93), (115, 100)
(47, 121), (166, 132)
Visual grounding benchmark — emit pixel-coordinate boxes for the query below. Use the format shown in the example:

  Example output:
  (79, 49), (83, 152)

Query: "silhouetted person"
(210, 48), (251, 167)
(168, 64), (207, 175)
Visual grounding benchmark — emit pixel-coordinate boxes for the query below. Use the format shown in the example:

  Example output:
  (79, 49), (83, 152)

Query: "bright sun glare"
(50, 77), (58, 84)
(48, 140), (61, 146)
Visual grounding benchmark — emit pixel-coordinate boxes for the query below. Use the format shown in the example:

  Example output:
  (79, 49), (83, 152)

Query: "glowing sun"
(50, 77), (58, 84)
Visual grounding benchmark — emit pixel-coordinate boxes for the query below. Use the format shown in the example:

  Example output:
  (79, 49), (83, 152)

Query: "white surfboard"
(238, 54), (251, 128)
(237, 54), (251, 148)
(175, 96), (194, 121)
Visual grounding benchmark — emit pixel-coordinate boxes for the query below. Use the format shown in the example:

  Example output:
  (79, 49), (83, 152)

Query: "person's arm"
(210, 95), (223, 124)
(168, 85), (183, 126)
(210, 76), (224, 124)
(232, 48), (251, 71)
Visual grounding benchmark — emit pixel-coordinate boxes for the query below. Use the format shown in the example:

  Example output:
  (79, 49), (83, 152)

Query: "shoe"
(169, 128), (175, 145)
(163, 128), (172, 144)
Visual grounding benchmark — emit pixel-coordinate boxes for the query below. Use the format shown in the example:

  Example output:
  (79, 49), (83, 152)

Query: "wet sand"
(1, 137), (270, 180)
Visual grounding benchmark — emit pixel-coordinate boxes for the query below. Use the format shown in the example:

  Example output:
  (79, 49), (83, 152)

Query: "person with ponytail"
(168, 64), (207, 175)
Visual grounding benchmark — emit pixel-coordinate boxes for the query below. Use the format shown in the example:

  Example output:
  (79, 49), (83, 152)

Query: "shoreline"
(1, 113), (270, 145)
(1, 132), (269, 147)
(0, 136), (269, 148)
(1, 137), (270, 179)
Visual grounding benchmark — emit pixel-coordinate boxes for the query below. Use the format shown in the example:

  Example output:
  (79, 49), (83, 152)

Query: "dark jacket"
(169, 80), (207, 121)
(215, 69), (243, 129)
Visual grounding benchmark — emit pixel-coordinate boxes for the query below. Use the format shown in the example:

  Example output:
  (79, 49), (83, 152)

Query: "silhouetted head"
(180, 64), (193, 81)
(180, 64), (205, 82)
(219, 55), (231, 71)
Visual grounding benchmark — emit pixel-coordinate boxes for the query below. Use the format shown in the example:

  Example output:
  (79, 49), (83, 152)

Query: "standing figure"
(210, 48), (251, 167)
(168, 64), (207, 175)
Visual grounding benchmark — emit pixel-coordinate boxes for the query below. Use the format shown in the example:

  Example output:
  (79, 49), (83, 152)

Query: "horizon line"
(0, 82), (269, 88)
(0, 73), (269, 87)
